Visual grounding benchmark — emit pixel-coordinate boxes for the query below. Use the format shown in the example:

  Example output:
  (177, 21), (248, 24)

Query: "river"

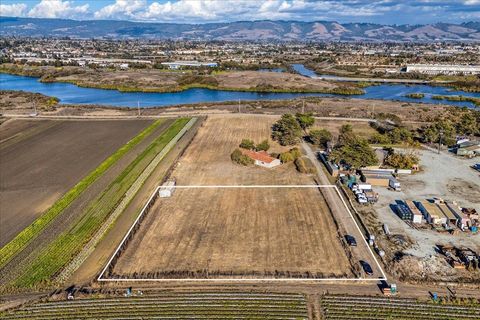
(0, 68), (479, 108)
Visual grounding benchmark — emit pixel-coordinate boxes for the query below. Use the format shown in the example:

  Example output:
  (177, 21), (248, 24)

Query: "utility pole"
(137, 101), (140, 117)
(302, 99), (305, 114)
(33, 101), (37, 116)
(438, 130), (444, 154)
(238, 99), (241, 113)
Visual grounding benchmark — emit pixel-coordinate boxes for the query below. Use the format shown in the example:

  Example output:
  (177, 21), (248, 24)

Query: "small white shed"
(159, 180), (176, 198)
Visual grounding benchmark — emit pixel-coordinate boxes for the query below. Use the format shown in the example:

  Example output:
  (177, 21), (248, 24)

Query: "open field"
(109, 114), (353, 279)
(0, 119), (152, 247)
(8, 119), (191, 288)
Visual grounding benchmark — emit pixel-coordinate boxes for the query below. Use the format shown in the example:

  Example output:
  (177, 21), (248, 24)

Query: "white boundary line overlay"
(98, 184), (386, 282)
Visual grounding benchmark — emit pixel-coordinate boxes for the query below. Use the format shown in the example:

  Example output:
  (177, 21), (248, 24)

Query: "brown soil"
(0, 119), (171, 287)
(69, 117), (204, 285)
(111, 115), (352, 279)
(0, 119), (152, 247)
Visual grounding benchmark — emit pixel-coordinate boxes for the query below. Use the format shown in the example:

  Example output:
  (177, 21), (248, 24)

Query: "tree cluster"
(279, 147), (301, 163)
(384, 150), (419, 169)
(420, 109), (479, 146)
(308, 128), (332, 147)
(272, 113), (315, 146)
(329, 125), (378, 168)
(239, 139), (270, 151)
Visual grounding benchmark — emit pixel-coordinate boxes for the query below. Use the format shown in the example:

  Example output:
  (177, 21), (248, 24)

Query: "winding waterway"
(1, 66), (479, 108)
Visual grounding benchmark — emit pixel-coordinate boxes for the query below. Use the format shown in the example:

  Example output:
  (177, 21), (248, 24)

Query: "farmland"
(110, 114), (353, 279)
(7, 118), (192, 288)
(321, 295), (480, 320)
(0, 291), (309, 319)
(0, 119), (153, 248)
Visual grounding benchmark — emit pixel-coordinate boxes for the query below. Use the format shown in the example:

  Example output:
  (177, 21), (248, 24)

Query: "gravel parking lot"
(372, 147), (479, 259)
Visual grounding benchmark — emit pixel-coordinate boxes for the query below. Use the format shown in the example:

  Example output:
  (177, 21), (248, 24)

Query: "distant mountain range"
(1, 17), (479, 42)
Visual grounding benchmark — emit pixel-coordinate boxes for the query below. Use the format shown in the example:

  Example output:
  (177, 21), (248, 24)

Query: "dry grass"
(112, 114), (353, 279)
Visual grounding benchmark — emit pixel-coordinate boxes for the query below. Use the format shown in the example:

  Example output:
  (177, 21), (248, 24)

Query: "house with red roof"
(241, 149), (281, 168)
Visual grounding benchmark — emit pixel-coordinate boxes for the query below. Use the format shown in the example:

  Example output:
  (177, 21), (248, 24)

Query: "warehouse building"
(161, 61), (218, 69)
(405, 64), (480, 75)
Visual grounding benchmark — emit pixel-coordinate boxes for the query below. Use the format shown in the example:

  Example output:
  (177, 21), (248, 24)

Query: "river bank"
(1, 89), (469, 124)
(0, 64), (362, 95)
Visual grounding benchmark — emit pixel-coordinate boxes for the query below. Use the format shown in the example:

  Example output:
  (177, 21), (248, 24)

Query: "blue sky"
(0, 0), (479, 25)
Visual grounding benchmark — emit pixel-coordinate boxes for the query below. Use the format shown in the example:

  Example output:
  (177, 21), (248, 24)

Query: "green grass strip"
(0, 119), (164, 269)
(13, 118), (190, 288)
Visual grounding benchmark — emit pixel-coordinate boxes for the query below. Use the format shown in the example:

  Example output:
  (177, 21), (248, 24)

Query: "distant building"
(161, 61), (218, 69)
(241, 149), (281, 168)
(405, 64), (480, 75)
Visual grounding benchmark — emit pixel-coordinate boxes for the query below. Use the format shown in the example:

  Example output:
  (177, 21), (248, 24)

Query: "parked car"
(360, 260), (373, 275)
(345, 235), (357, 246)
(472, 164), (480, 172)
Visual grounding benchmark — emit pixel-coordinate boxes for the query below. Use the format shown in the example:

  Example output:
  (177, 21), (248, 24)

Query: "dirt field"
(0, 119), (152, 247)
(111, 114), (353, 279)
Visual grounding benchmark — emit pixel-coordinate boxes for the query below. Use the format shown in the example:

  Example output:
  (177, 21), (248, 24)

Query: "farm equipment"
(380, 281), (397, 296)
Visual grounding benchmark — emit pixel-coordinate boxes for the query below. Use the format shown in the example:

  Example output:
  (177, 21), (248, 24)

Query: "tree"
(279, 148), (301, 163)
(369, 132), (391, 144)
(456, 112), (479, 136)
(231, 148), (254, 166)
(330, 134), (378, 168)
(295, 112), (315, 131)
(384, 152), (419, 169)
(256, 139), (270, 151)
(239, 139), (255, 150)
(272, 114), (302, 146)
(388, 127), (413, 144)
(309, 129), (332, 147)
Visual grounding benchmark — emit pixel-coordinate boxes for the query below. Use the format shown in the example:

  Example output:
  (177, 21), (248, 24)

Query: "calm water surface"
(1, 68), (478, 108)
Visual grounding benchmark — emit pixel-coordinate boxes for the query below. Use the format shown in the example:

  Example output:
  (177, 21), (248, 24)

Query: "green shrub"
(280, 151), (295, 163)
(295, 157), (316, 174)
(231, 148), (254, 166)
(255, 139), (270, 151)
(279, 148), (301, 163)
(239, 139), (255, 150)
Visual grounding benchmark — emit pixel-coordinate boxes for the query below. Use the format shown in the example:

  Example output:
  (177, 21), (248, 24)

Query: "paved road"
(302, 142), (385, 280)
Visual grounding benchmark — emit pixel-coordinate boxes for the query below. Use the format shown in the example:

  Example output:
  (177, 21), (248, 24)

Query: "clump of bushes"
(295, 157), (316, 174)
(231, 148), (254, 166)
(239, 139), (270, 151)
(384, 151), (419, 169)
(279, 147), (301, 163)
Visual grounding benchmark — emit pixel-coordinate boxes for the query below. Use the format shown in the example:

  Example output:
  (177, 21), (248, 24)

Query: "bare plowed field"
(0, 119), (151, 246)
(112, 115), (353, 279)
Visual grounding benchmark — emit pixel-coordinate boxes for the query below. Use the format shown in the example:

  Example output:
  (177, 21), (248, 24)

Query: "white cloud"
(28, 0), (89, 19)
(0, 3), (27, 17)
(94, 0), (146, 19)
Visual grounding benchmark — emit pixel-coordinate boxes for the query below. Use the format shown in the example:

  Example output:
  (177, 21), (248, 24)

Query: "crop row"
(0, 119), (164, 269)
(1, 293), (308, 320)
(11, 119), (191, 288)
(322, 295), (480, 320)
